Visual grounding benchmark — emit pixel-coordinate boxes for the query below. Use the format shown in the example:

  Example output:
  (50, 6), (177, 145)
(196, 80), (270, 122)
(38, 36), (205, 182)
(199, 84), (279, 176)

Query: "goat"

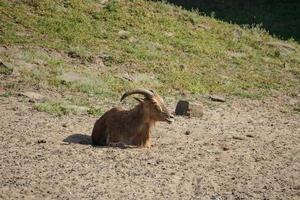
(91, 89), (174, 148)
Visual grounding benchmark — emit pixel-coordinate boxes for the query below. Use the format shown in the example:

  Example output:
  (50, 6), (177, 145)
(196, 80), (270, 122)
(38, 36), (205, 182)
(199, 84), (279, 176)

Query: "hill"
(1, 0), (299, 115)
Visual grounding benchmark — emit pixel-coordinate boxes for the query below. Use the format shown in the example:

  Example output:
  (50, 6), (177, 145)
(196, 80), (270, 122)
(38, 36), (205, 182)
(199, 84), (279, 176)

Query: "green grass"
(34, 101), (76, 116)
(0, 0), (299, 111)
(34, 100), (104, 116)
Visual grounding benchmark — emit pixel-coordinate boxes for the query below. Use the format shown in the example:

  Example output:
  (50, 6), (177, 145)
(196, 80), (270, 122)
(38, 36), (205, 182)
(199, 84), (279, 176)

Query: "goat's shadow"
(63, 133), (93, 145)
(63, 133), (134, 149)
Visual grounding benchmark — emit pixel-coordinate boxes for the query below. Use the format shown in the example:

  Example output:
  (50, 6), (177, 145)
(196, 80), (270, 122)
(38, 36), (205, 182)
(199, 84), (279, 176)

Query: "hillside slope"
(1, 0), (300, 114)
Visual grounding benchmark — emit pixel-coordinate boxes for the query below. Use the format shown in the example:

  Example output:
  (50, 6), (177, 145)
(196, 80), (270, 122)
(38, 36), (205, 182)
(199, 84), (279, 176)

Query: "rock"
(175, 100), (204, 118)
(175, 100), (189, 116)
(37, 139), (46, 144)
(20, 91), (45, 102)
(221, 146), (229, 151)
(184, 130), (191, 135)
(60, 72), (84, 83)
(196, 24), (211, 30)
(232, 136), (245, 140)
(128, 37), (137, 43)
(67, 51), (81, 59)
(209, 95), (226, 102)
(188, 103), (204, 117)
(164, 32), (174, 37)
(118, 30), (130, 39)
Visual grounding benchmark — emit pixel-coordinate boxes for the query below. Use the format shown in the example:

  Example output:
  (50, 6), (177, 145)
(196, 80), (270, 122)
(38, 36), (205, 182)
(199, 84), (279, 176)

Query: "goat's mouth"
(166, 115), (174, 124)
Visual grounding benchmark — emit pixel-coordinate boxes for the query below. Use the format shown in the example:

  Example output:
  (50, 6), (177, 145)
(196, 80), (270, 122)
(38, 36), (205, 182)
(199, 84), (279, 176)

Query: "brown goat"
(91, 89), (174, 148)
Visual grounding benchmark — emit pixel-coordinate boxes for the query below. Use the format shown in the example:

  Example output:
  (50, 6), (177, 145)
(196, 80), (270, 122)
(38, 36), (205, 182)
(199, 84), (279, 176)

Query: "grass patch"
(87, 107), (103, 116)
(34, 99), (105, 116)
(0, 92), (13, 97)
(34, 101), (77, 116)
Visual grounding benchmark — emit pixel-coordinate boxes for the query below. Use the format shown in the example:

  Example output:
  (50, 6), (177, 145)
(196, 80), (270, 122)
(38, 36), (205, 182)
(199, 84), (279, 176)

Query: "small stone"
(28, 99), (36, 103)
(120, 73), (134, 82)
(37, 139), (46, 144)
(209, 95), (226, 102)
(118, 30), (130, 39)
(246, 134), (254, 138)
(175, 100), (204, 118)
(188, 103), (204, 117)
(60, 71), (84, 83)
(62, 124), (67, 128)
(67, 51), (81, 59)
(222, 146), (229, 151)
(164, 32), (174, 37)
(128, 37), (137, 43)
(184, 130), (191, 135)
(232, 136), (245, 140)
(175, 100), (189, 116)
(196, 24), (211, 30)
(20, 91), (45, 102)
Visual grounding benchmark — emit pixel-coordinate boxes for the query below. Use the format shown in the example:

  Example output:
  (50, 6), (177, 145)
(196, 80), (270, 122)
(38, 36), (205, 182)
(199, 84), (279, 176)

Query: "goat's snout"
(166, 113), (174, 124)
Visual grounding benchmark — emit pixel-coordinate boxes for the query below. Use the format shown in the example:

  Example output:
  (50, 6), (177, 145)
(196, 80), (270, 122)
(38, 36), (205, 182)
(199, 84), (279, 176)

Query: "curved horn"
(120, 89), (153, 102)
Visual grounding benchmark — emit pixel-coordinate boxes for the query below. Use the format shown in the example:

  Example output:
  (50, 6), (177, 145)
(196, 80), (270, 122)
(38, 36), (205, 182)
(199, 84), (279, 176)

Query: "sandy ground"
(0, 96), (299, 200)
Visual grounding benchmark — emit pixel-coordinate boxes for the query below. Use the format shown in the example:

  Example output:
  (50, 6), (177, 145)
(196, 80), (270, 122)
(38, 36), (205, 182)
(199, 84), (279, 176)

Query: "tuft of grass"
(87, 107), (103, 116)
(34, 101), (76, 116)
(34, 99), (105, 116)
(0, 92), (13, 97)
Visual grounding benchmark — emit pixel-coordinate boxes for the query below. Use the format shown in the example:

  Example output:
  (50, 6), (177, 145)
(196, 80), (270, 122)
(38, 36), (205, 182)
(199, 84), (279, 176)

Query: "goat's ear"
(150, 89), (156, 95)
(152, 99), (163, 111)
(133, 97), (144, 103)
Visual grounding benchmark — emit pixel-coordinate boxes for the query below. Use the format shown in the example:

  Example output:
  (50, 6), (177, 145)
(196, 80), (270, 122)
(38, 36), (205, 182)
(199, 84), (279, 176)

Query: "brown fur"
(91, 91), (173, 148)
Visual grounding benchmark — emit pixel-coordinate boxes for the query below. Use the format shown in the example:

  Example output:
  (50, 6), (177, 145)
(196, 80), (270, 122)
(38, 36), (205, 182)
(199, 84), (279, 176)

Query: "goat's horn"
(120, 89), (153, 102)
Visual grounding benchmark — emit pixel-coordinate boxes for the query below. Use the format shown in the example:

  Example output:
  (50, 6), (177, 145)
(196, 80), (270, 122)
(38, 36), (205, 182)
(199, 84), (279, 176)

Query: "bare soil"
(0, 96), (299, 199)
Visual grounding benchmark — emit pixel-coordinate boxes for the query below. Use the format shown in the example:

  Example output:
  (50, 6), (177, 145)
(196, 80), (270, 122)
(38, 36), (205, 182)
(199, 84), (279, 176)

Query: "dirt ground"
(0, 95), (299, 200)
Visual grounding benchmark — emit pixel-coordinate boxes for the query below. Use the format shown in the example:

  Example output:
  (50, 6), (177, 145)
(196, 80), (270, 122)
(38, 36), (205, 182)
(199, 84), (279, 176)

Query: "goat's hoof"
(144, 143), (151, 148)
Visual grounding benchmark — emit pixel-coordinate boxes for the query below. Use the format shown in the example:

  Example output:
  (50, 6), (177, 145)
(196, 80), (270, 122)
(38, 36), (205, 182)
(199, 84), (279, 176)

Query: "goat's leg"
(144, 139), (151, 148)
(132, 131), (151, 148)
